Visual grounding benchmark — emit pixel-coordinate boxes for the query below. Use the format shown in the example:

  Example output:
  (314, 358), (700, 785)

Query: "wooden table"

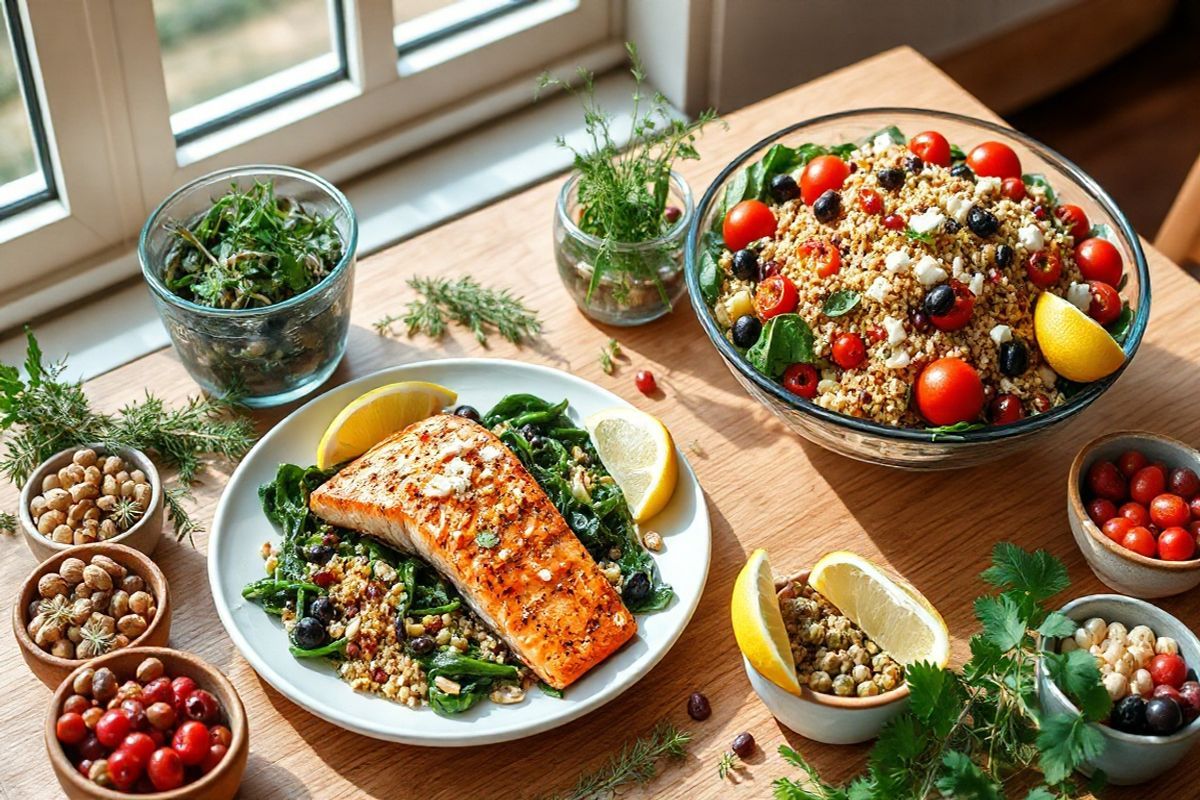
(4, 47), (1199, 799)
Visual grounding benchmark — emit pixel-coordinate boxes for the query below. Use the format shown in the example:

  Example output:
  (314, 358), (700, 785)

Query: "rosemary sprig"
(374, 275), (542, 347)
(598, 338), (622, 374)
(717, 751), (743, 780)
(540, 721), (691, 800)
(0, 510), (16, 535)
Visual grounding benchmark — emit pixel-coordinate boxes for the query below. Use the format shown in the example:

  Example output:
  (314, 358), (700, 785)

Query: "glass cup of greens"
(139, 165), (357, 408)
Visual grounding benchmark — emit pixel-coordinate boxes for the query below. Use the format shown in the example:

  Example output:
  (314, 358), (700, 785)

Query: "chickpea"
(856, 680), (881, 697)
(832, 674), (856, 696)
(875, 671), (899, 692)
(1156, 637), (1179, 656)
(1130, 668), (1154, 696)
(807, 671), (833, 693)
(851, 664), (872, 684)
(1107, 622), (1129, 646)
(41, 473), (60, 492)
(115, 470), (130, 484)
(52, 525), (74, 544)
(130, 469), (146, 484)
(74, 528), (98, 546)
(120, 480), (136, 499)
(83, 465), (102, 486)
(129, 591), (153, 616)
(133, 482), (152, 506)
(1060, 638), (1079, 653)
(102, 455), (123, 475)
(1102, 671), (1129, 701)
(1073, 627), (1095, 650)
(101, 475), (118, 497)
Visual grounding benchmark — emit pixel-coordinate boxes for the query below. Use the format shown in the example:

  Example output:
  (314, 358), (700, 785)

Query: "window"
(0, 0), (53, 219)
(394, 0), (535, 54)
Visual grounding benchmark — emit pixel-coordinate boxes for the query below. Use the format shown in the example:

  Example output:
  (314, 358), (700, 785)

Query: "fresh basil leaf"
(795, 142), (830, 165)
(822, 290), (861, 317)
(722, 169), (750, 216)
(828, 142), (857, 159)
(1106, 301), (1132, 344)
(475, 530), (499, 549)
(1021, 173), (1057, 206)
(746, 313), (815, 379)
(1087, 222), (1116, 242)
(905, 227), (934, 245)
(867, 124), (906, 146)
(698, 232), (724, 305)
(745, 143), (804, 200)
(949, 143), (966, 162)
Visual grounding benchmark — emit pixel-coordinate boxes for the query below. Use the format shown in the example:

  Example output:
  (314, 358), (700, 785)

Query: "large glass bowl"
(139, 165), (357, 408)
(684, 108), (1150, 469)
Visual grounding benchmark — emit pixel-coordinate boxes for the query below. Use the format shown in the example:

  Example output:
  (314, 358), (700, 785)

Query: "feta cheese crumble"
(884, 349), (911, 369)
(909, 208), (946, 235)
(1018, 224), (1045, 252)
(1067, 282), (1092, 311)
(990, 324), (1013, 345)
(884, 250), (912, 274)
(883, 316), (907, 345)
(968, 273), (985, 296)
(865, 276), (891, 302)
(913, 255), (948, 286)
(944, 194), (974, 224)
(975, 176), (1002, 198)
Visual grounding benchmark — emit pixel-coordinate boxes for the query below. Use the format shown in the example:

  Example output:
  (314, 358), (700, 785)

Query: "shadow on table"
(239, 752), (313, 800)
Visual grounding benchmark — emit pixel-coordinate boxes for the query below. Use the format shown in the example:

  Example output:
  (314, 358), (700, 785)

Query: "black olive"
(903, 155), (924, 173)
(731, 315), (762, 349)
(757, 259), (781, 282)
(999, 340), (1028, 377)
(306, 544), (334, 565)
(949, 163), (975, 181)
(310, 596), (336, 624)
(1145, 697), (1183, 735)
(944, 219), (960, 234)
(731, 732), (756, 758)
(1111, 695), (1147, 734)
(408, 635), (435, 655)
(453, 405), (481, 422)
(520, 423), (540, 441)
(768, 174), (800, 203)
(687, 692), (712, 721)
(996, 244), (1014, 267)
(967, 206), (1000, 237)
(812, 190), (841, 223)
(731, 249), (758, 280)
(923, 284), (955, 317)
(293, 617), (327, 650)
(876, 168), (904, 190)
(624, 572), (651, 602)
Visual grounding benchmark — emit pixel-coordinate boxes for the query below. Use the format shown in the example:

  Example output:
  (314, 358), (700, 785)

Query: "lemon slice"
(583, 407), (678, 522)
(732, 549), (802, 695)
(809, 551), (950, 667)
(1034, 291), (1125, 383)
(316, 382), (457, 469)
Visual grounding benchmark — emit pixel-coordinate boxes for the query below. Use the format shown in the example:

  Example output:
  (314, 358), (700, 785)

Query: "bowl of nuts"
(20, 445), (164, 562)
(14, 543), (172, 688)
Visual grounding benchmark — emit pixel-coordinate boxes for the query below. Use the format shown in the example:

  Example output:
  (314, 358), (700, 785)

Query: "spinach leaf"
(927, 421), (986, 441)
(698, 233), (724, 306)
(1021, 173), (1057, 206)
(822, 290), (861, 317)
(828, 142), (857, 159)
(420, 648), (520, 717)
(289, 637), (347, 658)
(868, 125), (906, 146)
(1106, 302), (1133, 345)
(950, 143), (966, 162)
(746, 314), (815, 379)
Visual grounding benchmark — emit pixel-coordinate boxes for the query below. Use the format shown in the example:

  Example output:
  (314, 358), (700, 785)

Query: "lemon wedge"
(316, 382), (457, 469)
(1034, 291), (1125, 383)
(809, 551), (950, 667)
(732, 549), (802, 695)
(583, 407), (678, 522)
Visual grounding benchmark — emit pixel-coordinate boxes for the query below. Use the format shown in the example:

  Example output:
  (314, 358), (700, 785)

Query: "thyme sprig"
(540, 721), (691, 800)
(598, 338), (622, 374)
(374, 275), (542, 347)
(718, 751), (743, 781)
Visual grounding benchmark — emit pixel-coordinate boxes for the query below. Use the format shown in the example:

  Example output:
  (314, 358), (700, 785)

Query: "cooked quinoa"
(713, 138), (1087, 427)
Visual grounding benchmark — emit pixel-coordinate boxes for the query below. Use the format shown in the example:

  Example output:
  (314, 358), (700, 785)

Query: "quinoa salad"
(700, 125), (1132, 432)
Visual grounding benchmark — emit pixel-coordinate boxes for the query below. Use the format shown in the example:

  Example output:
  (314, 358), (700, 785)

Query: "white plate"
(208, 359), (711, 746)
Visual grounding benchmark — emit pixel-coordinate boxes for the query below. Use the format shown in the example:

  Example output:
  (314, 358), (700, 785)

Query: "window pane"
(0, 4), (50, 214)
(394, 0), (535, 51)
(153, 0), (344, 139)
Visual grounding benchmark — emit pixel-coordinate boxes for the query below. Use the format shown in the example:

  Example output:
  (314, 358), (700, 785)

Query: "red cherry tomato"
(108, 747), (143, 791)
(908, 131), (951, 167)
(856, 188), (883, 215)
(1150, 653), (1189, 689)
(1000, 177), (1026, 201)
(800, 155), (850, 205)
(56, 712), (87, 746)
(171, 676), (198, 711)
(882, 213), (905, 230)
(1118, 502), (1149, 527)
(1026, 251), (1063, 288)
(1130, 465), (1167, 505)
(1118, 450), (1149, 478)
(1086, 460), (1127, 501)
(121, 732), (156, 768)
(723, 200), (777, 252)
(1102, 517), (1133, 542)
(831, 332), (866, 370)
(209, 725), (233, 748)
(634, 370), (657, 396)
(781, 363), (819, 399)
(1121, 526), (1157, 558)
(798, 238), (842, 278)
(202, 743), (229, 775)
(147, 747), (185, 792)
(1192, 496), (1200, 519)
(95, 709), (132, 748)
(172, 720), (210, 767)
(1054, 204), (1090, 240)
(915, 357), (984, 426)
(1151, 494), (1191, 528)
(1074, 237), (1123, 287)
(141, 677), (173, 707)
(1169, 467), (1200, 499)
(1086, 281), (1122, 326)
(967, 141), (1022, 179)
(988, 393), (1024, 425)
(929, 279), (975, 331)
(1159, 527), (1197, 561)
(1086, 498), (1117, 526)
(753, 274), (799, 320)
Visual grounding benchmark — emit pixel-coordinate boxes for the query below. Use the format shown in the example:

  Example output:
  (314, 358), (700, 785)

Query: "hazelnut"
(72, 448), (97, 467)
(129, 591), (154, 616)
(35, 621), (63, 647)
(66, 464), (86, 484)
(102, 455), (123, 475)
(38, 573), (69, 599)
(56, 466), (76, 489)
(29, 495), (47, 518)
(115, 470), (130, 485)
(52, 525), (74, 544)
(91, 667), (118, 701)
(136, 657), (164, 683)
(90, 592), (112, 614)
(83, 465), (102, 486)
(98, 519), (118, 540)
(112, 633), (131, 649)
(82, 564), (113, 591)
(74, 528), (99, 546)
(67, 625), (82, 643)
(82, 706), (103, 728)
(51, 639), (75, 659)
(133, 482), (152, 506)
(72, 582), (92, 600)
(118, 614), (147, 638)
(67, 499), (93, 525)
(101, 475), (118, 496)
(90, 554), (126, 580)
(130, 469), (146, 484)
(109, 590), (130, 618)
(70, 482), (99, 503)
(121, 575), (145, 594)
(69, 598), (94, 625)
(120, 480), (136, 499)
(73, 667), (95, 696)
(41, 473), (60, 492)
(59, 557), (86, 584)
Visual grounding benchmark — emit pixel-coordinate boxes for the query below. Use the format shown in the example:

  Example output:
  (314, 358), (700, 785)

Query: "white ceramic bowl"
(1068, 431), (1200, 598)
(1037, 594), (1200, 785)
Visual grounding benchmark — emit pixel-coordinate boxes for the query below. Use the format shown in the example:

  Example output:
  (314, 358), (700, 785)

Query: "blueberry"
(1145, 697), (1183, 735)
(950, 163), (975, 181)
(944, 219), (960, 234)
(904, 155), (924, 173)
(923, 284), (955, 317)
(306, 544), (334, 565)
(996, 244), (1014, 267)
(293, 617), (327, 650)
(768, 174), (800, 203)
(624, 572), (651, 602)
(453, 405), (481, 422)
(731, 315), (762, 349)
(967, 206), (1000, 237)
(999, 340), (1028, 377)
(813, 190), (841, 223)
(408, 635), (435, 655)
(731, 249), (758, 280)
(1111, 695), (1147, 734)
(876, 168), (904, 190)
(310, 596), (336, 624)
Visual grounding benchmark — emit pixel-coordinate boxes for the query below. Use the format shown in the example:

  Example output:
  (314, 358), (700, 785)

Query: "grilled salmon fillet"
(308, 414), (636, 689)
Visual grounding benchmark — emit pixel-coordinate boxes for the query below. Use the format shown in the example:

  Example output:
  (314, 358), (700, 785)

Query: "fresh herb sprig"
(771, 543), (1109, 800)
(718, 751), (744, 781)
(598, 338), (622, 374)
(374, 276), (541, 347)
(540, 721), (691, 800)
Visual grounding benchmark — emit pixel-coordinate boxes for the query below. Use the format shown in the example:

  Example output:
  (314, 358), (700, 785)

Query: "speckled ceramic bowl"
(1068, 431), (1200, 598)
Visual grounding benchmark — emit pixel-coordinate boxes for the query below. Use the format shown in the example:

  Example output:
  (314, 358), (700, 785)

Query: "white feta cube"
(884, 250), (912, 274)
(974, 176), (1002, 198)
(873, 132), (897, 151)
(913, 255), (948, 286)
(968, 272), (985, 296)
(1038, 364), (1058, 386)
(944, 194), (974, 225)
(952, 256), (965, 277)
(1067, 282), (1092, 311)
(865, 276), (891, 302)
(910, 208), (946, 235)
(990, 324), (1012, 345)
(883, 316), (907, 345)
(1018, 223), (1045, 252)
(884, 349), (911, 369)
(817, 379), (840, 395)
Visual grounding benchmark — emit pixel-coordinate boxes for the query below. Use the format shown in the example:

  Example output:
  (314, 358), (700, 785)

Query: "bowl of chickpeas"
(19, 445), (164, 562)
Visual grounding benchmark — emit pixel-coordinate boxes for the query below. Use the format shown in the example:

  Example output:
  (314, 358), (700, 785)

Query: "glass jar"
(139, 165), (357, 408)
(553, 170), (693, 326)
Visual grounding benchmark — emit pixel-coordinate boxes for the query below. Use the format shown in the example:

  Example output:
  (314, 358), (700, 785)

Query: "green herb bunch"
(773, 543), (1111, 800)
(375, 275), (541, 347)
(0, 330), (256, 539)
(540, 721), (692, 800)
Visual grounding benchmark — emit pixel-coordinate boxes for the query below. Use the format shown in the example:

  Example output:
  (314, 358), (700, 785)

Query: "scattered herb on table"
(770, 543), (1110, 800)
(0, 329), (257, 540)
(374, 275), (542, 347)
(0, 510), (15, 535)
(598, 338), (622, 374)
(717, 751), (743, 780)
(539, 721), (692, 800)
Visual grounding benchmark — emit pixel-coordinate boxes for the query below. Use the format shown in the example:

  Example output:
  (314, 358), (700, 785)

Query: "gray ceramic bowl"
(1037, 594), (1200, 785)
(1068, 431), (1200, 598)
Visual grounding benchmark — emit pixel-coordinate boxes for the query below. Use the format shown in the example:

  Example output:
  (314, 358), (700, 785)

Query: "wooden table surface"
(4, 47), (1199, 800)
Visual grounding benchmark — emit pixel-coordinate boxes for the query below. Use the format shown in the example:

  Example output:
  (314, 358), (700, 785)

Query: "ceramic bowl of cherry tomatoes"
(1068, 431), (1200, 598)
(46, 647), (247, 800)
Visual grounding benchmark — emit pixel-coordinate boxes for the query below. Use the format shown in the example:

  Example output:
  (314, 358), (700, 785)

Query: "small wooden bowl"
(14, 543), (172, 688)
(46, 647), (248, 800)
(20, 444), (164, 562)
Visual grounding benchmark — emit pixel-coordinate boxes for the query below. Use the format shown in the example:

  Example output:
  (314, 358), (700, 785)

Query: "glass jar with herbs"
(139, 165), (357, 407)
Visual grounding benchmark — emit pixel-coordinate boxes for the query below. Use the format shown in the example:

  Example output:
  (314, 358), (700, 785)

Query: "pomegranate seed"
(635, 370), (657, 396)
(372, 668), (387, 684)
(882, 213), (905, 230)
(311, 570), (334, 588)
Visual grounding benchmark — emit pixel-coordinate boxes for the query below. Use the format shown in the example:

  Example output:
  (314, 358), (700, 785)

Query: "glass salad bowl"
(684, 108), (1150, 469)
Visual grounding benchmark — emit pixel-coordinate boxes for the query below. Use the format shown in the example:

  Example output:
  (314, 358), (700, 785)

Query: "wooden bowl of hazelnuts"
(19, 444), (164, 562)
(13, 543), (172, 687)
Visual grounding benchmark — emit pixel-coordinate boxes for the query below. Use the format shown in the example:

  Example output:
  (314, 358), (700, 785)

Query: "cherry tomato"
(108, 747), (143, 791)
(56, 712), (87, 746)
(856, 188), (882, 215)
(782, 363), (819, 399)
(1158, 527), (1197, 561)
(171, 676), (198, 711)
(1121, 526), (1157, 558)
(1054, 204), (1090, 240)
(908, 131), (951, 167)
(1086, 281), (1122, 326)
(723, 200), (776, 251)
(989, 393), (1024, 425)
(1086, 498), (1117, 526)
(800, 155), (850, 205)
(1118, 449), (1149, 478)
(1102, 517), (1133, 542)
(147, 747), (185, 792)
(142, 677), (173, 707)
(967, 141), (1021, 179)
(78, 734), (106, 762)
(172, 720), (210, 767)
(184, 690), (221, 724)
(1151, 653), (1189, 689)
(1026, 251), (1063, 288)
(929, 279), (975, 331)
(753, 274), (799, 319)
(121, 732), (156, 768)
(915, 357), (984, 426)
(1118, 502), (1149, 527)
(1000, 177), (1026, 201)
(634, 370), (657, 396)
(1169, 467), (1200, 499)
(831, 332), (866, 370)
(1151, 494), (1191, 528)
(1074, 237), (1123, 287)
(882, 213), (905, 230)
(1086, 460), (1127, 501)
(1193, 496), (1200, 519)
(798, 238), (842, 278)
(202, 743), (229, 775)
(1130, 465), (1167, 505)
(209, 725), (233, 749)
(96, 709), (132, 748)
